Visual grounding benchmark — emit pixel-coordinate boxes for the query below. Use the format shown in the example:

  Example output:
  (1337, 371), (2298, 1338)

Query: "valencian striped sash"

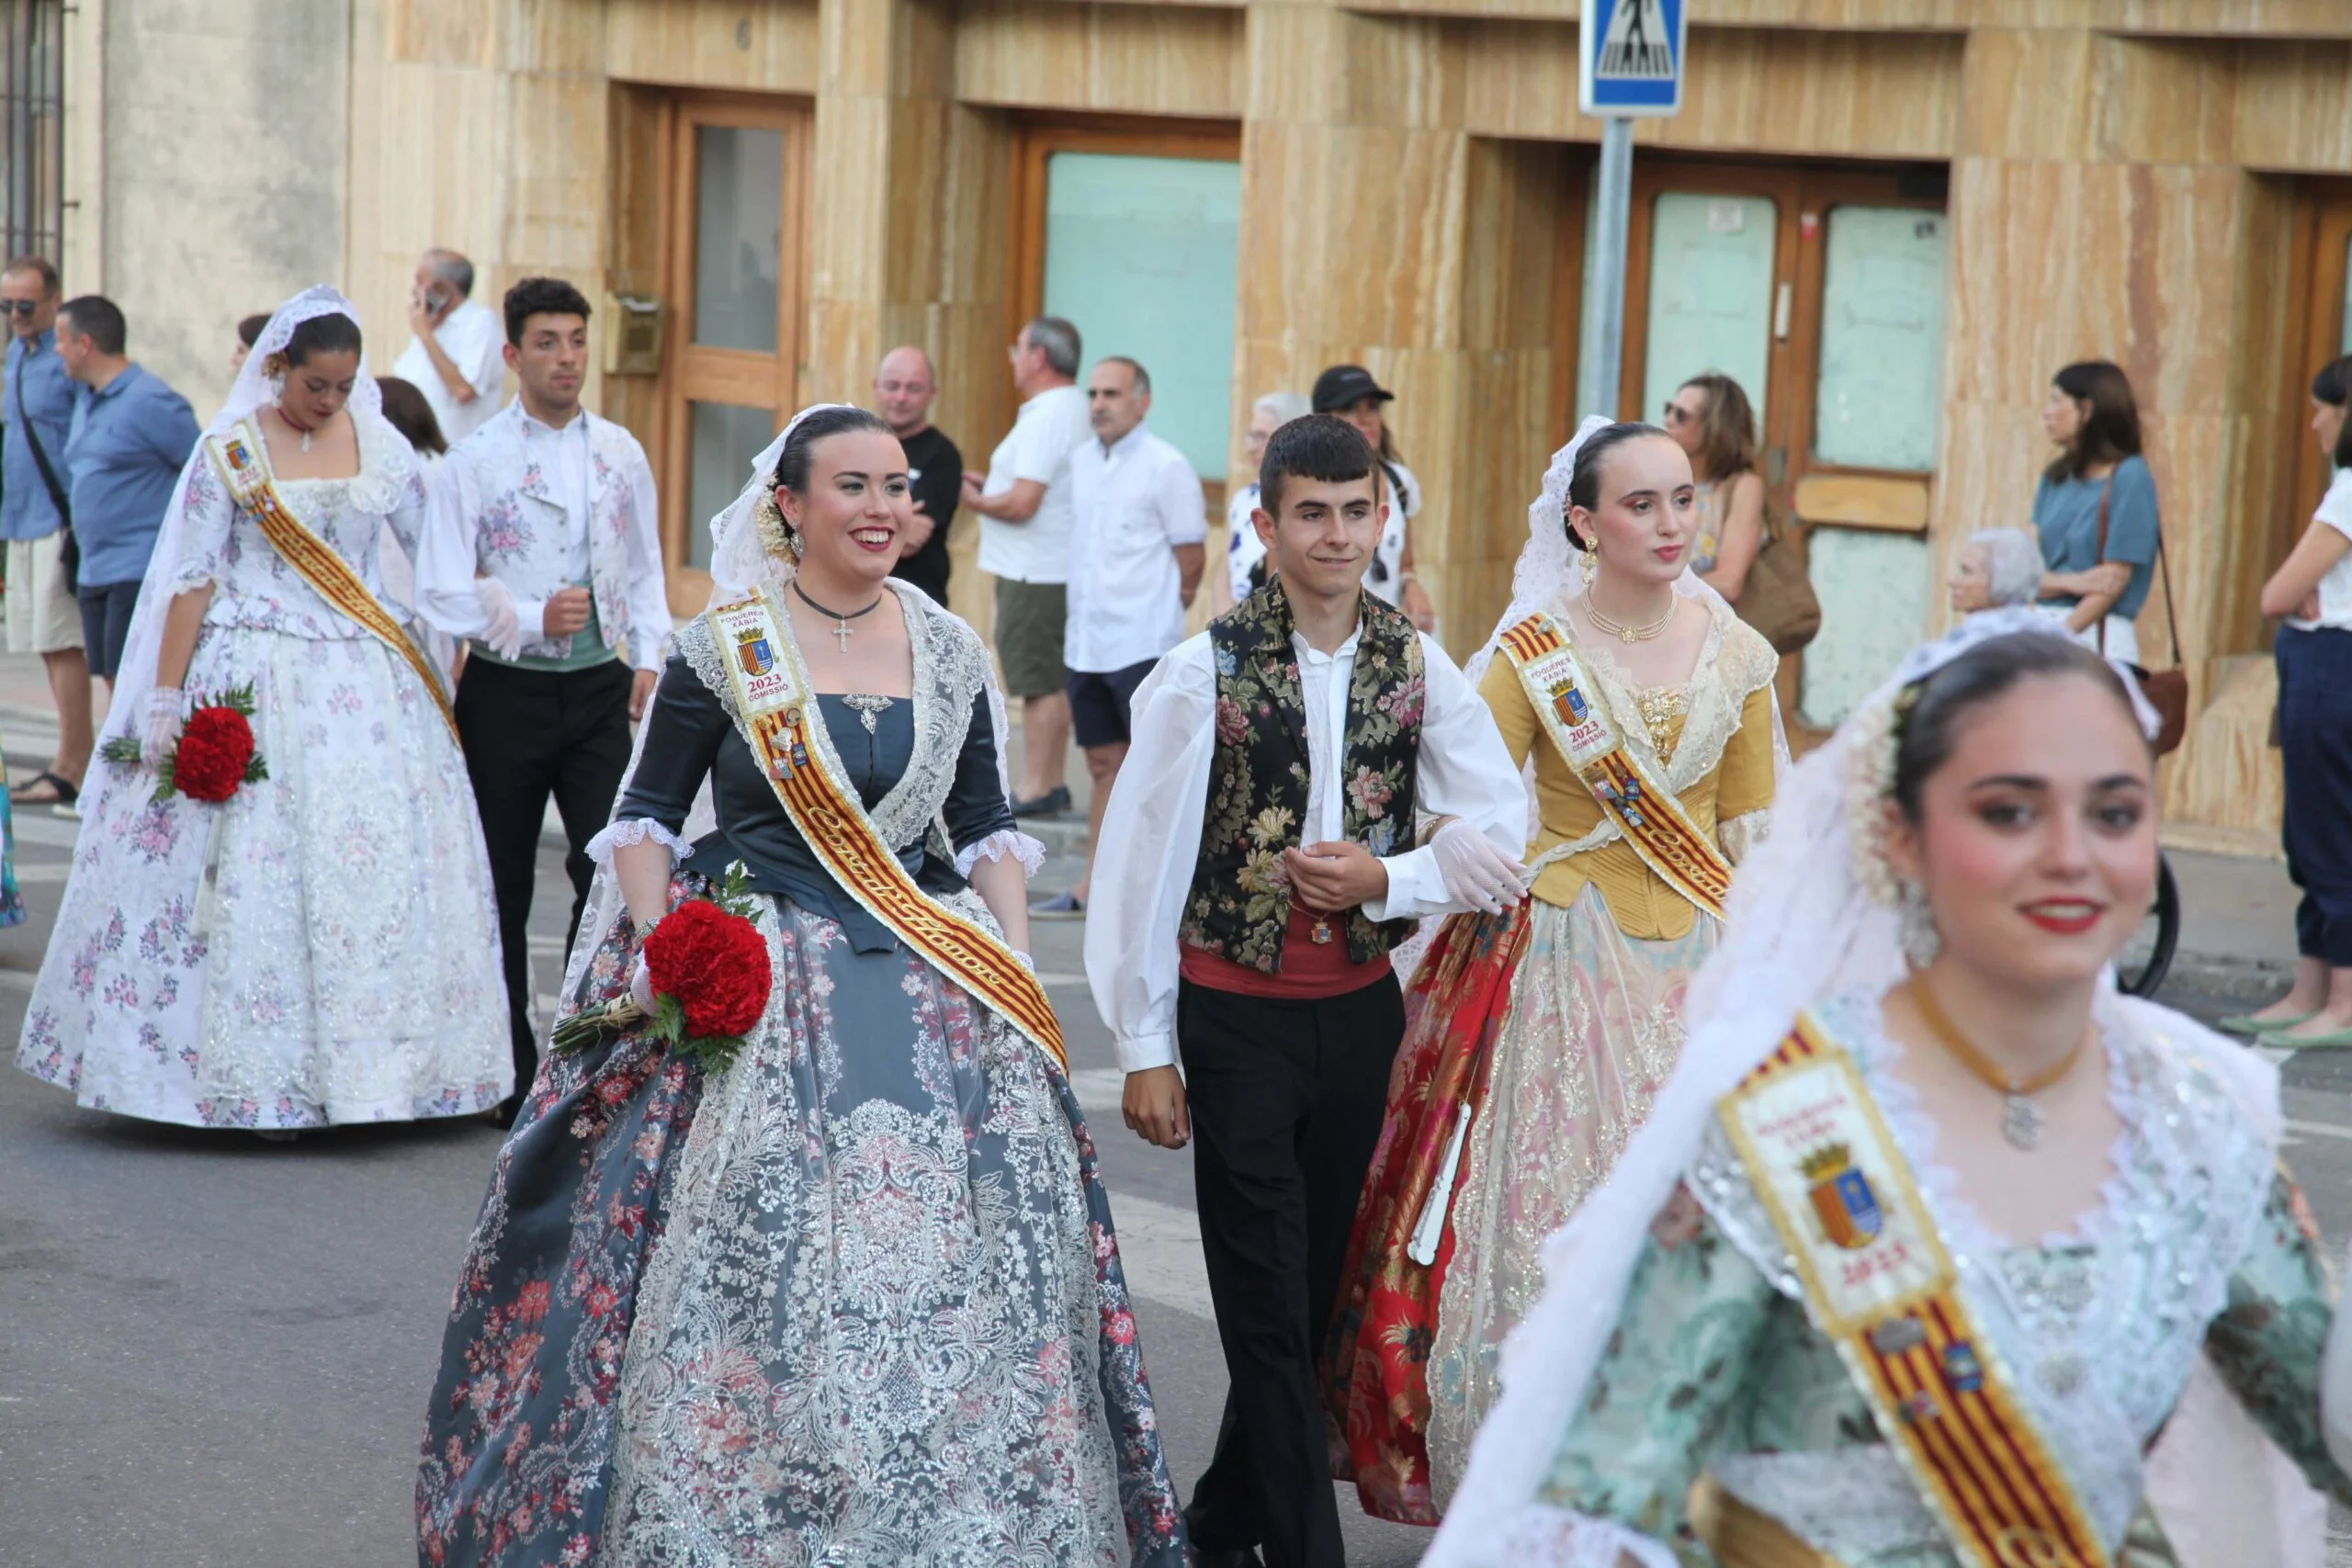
(707, 590), (1067, 1070)
(209, 423), (458, 739)
(1498, 612), (1732, 920)
(1717, 1017), (2109, 1568)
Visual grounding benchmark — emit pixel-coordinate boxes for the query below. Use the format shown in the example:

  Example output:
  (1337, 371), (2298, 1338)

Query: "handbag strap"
(2093, 476), (2111, 657)
(11, 349), (71, 528)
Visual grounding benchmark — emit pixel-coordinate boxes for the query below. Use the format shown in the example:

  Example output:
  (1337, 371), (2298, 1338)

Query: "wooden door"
(1611, 159), (1948, 727)
(655, 94), (809, 605)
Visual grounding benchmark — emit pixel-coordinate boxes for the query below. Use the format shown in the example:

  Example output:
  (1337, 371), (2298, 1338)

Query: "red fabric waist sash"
(1180, 905), (1394, 1000)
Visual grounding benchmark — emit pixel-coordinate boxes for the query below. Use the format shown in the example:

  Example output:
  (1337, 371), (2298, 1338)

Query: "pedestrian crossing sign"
(1580, 0), (1687, 118)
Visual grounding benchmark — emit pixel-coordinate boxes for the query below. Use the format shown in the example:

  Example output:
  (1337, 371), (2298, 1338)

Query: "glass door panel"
(692, 125), (785, 352)
(1641, 193), (1778, 426)
(684, 401), (780, 570)
(1812, 208), (1947, 470)
(1041, 152), (1240, 481)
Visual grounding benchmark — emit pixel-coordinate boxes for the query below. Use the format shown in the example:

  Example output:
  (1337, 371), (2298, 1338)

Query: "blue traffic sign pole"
(1580, 0), (1686, 423)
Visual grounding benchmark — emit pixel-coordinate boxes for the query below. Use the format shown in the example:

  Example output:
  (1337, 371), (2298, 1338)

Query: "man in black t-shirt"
(873, 345), (962, 605)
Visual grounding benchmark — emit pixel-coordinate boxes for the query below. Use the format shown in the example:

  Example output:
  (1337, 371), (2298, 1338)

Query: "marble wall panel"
(604, 0), (820, 92)
(389, 0), (497, 67)
(955, 0), (1243, 118)
(1458, 22), (1962, 160)
(2233, 42), (2352, 173)
(505, 73), (611, 274)
(499, 0), (608, 76)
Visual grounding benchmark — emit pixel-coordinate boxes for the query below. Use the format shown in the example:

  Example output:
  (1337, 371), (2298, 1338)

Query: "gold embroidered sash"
(706, 590), (1067, 1070)
(1717, 1017), (2109, 1568)
(1498, 612), (1732, 920)
(210, 423), (458, 739)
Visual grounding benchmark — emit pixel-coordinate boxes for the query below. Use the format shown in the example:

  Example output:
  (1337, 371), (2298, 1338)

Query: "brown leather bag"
(1734, 498), (1822, 655)
(2095, 478), (2189, 756)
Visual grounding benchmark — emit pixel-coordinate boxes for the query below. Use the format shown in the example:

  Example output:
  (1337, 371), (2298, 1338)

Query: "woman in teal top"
(1426, 616), (2346, 1568)
(2034, 360), (2162, 667)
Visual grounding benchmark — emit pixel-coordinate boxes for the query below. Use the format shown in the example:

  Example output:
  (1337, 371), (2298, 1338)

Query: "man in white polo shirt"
(392, 248), (506, 447)
(962, 315), (1091, 817)
(1034, 355), (1204, 919)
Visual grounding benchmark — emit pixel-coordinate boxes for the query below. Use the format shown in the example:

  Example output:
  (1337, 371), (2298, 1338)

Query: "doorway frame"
(651, 90), (812, 587)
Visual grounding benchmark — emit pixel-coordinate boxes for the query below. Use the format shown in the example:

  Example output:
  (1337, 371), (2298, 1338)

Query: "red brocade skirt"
(1317, 902), (1532, 1527)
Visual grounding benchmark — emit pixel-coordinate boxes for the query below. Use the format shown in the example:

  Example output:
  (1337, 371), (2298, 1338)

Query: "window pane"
(1043, 152), (1240, 481)
(1799, 529), (1934, 728)
(1642, 193), (1777, 425)
(685, 401), (779, 570)
(694, 125), (784, 352)
(1814, 208), (1949, 471)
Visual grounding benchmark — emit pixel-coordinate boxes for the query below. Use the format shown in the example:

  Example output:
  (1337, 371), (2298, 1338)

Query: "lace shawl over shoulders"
(1569, 592), (1778, 794)
(206, 406), (417, 520)
(675, 581), (989, 850)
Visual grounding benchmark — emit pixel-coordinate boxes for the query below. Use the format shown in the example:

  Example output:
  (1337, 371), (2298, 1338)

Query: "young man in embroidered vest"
(1085, 415), (1527, 1568)
(418, 276), (670, 1123)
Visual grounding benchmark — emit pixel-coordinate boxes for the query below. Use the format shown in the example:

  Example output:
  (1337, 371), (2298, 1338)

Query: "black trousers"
(1178, 973), (1405, 1568)
(454, 656), (636, 1097)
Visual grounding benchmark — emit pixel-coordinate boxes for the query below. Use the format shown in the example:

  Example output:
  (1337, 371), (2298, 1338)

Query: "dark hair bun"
(768, 405), (892, 495)
(283, 311), (362, 366)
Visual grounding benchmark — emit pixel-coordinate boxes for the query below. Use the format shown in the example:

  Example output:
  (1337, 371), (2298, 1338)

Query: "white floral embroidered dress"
(17, 410), (511, 1127)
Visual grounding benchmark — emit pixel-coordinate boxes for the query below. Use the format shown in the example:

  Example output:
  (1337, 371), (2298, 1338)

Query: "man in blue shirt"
(55, 296), (200, 691)
(1, 255), (92, 808)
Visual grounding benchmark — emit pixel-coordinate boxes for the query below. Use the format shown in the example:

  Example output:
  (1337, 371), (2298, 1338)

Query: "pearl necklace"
(1580, 585), (1676, 644)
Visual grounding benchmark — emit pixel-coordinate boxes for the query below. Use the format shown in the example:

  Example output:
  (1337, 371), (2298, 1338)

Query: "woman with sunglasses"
(1664, 372), (1767, 605)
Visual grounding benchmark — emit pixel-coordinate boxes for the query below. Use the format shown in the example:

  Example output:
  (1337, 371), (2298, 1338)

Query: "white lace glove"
(1431, 818), (1529, 916)
(628, 952), (656, 1014)
(140, 687), (186, 771)
(473, 577), (524, 660)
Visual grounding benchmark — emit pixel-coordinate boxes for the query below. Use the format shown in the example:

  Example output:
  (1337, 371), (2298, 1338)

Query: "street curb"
(2161, 951), (2299, 1004)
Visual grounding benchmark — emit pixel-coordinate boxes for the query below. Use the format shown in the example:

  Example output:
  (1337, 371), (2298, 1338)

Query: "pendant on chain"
(2002, 1093), (2043, 1151)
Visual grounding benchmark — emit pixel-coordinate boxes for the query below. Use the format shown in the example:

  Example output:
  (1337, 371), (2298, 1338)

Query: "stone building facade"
(52, 0), (2352, 854)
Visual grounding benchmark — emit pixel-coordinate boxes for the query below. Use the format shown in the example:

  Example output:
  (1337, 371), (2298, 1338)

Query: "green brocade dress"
(1527, 987), (2349, 1568)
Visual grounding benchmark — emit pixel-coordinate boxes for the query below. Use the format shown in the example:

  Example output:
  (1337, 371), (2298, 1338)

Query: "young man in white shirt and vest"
(417, 277), (670, 1122)
(1034, 355), (1205, 919)
(1085, 415), (1529, 1568)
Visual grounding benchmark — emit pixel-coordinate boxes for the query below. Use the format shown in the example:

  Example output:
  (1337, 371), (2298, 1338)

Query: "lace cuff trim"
(1487, 1506), (1679, 1568)
(585, 818), (692, 866)
(1718, 808), (1771, 866)
(954, 829), (1046, 882)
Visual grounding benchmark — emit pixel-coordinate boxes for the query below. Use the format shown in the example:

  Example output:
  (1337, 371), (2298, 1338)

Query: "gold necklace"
(1580, 586), (1676, 644)
(1907, 974), (2086, 1151)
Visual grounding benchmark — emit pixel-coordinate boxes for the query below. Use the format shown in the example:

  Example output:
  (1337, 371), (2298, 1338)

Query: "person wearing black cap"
(1311, 365), (1435, 632)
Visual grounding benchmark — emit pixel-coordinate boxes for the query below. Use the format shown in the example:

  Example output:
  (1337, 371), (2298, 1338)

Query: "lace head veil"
(1423, 605), (2207, 1564)
(88, 286), (382, 822)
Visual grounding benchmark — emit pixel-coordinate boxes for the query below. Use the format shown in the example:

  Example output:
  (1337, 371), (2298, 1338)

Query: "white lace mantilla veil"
(1423, 604), (2275, 1567)
(84, 286), (389, 836)
(559, 401), (1025, 1007)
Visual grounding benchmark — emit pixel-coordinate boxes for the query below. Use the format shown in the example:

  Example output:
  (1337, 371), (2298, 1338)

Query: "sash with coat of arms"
(1716, 1015), (2110, 1568)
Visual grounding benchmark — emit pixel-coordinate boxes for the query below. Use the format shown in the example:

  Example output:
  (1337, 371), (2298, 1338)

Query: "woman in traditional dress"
(1424, 615), (2348, 1568)
(1322, 417), (1782, 1523)
(416, 404), (1186, 1568)
(15, 286), (508, 1131)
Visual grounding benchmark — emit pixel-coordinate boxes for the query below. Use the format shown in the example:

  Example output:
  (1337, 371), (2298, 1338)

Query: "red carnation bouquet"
(100, 683), (270, 804)
(552, 861), (773, 1070)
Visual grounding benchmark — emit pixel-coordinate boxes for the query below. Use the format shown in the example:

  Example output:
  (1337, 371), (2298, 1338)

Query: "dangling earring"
(266, 369), (286, 408)
(1577, 533), (1598, 582)
(1896, 877), (1941, 968)
(786, 526), (806, 560)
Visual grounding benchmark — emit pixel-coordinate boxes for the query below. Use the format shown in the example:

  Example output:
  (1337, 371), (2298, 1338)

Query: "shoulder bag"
(1731, 489), (1820, 655)
(2095, 476), (2188, 756)
(11, 349), (76, 593)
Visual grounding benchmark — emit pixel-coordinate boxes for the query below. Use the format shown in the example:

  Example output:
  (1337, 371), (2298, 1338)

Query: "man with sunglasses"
(0, 255), (92, 813)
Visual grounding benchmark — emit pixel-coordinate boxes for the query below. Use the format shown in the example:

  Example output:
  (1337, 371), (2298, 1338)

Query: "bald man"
(873, 345), (962, 605)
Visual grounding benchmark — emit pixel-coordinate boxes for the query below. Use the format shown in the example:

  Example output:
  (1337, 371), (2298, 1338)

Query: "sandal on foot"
(2218, 1010), (2317, 1036)
(2257, 1024), (2352, 1049)
(8, 770), (76, 807)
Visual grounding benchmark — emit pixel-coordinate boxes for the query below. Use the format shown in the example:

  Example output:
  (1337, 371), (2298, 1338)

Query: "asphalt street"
(4, 798), (2352, 1566)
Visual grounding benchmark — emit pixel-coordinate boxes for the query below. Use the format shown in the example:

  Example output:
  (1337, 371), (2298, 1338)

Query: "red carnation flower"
(172, 705), (258, 803)
(643, 900), (771, 1041)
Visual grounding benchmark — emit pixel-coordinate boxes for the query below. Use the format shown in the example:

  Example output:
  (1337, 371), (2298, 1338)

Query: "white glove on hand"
(474, 577), (524, 661)
(1431, 818), (1528, 916)
(628, 952), (656, 1015)
(141, 687), (186, 771)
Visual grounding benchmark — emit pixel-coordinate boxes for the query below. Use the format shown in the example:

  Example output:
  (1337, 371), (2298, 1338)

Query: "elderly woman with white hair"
(1948, 526), (2044, 615)
(1219, 389), (1314, 608)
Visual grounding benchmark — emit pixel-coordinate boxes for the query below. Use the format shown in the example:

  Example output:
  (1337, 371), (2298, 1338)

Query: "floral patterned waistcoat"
(1181, 583), (1425, 972)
